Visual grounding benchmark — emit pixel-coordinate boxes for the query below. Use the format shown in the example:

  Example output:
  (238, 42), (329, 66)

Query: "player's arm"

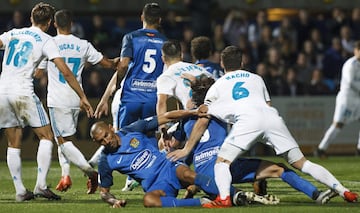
(167, 116), (210, 161)
(52, 57), (94, 117)
(94, 57), (129, 118)
(0, 39), (3, 48)
(157, 109), (198, 126)
(97, 56), (120, 70)
(100, 187), (126, 208)
(156, 93), (169, 131)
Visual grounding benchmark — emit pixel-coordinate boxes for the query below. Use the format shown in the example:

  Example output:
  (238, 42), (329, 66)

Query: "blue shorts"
(146, 161), (184, 197)
(230, 158), (262, 183)
(118, 102), (156, 127)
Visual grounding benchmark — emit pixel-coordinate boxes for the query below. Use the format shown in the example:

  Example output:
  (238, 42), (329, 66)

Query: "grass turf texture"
(0, 156), (359, 213)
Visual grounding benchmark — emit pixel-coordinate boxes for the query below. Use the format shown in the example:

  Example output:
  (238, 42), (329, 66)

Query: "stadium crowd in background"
(1, 7), (360, 98)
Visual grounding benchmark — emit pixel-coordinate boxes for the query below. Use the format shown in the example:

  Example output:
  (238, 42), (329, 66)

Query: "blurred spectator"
(302, 40), (322, 68)
(350, 8), (360, 40)
(321, 37), (346, 91)
(89, 14), (110, 52)
(108, 16), (130, 57)
(272, 16), (297, 50)
(283, 67), (306, 96)
(6, 10), (27, 30)
(293, 51), (314, 84)
(255, 62), (271, 90)
(71, 19), (85, 39)
(223, 9), (249, 46)
(184, 0), (214, 37)
(180, 26), (194, 62)
(307, 68), (332, 95)
(83, 69), (106, 98)
(294, 9), (314, 50)
(340, 25), (355, 56)
(309, 28), (326, 55)
(325, 8), (350, 42)
(256, 25), (274, 63)
(265, 47), (287, 96)
(212, 23), (228, 53)
(162, 10), (183, 40)
(274, 32), (297, 65)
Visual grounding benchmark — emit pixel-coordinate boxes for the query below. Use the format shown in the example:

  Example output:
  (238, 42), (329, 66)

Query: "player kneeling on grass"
(166, 74), (337, 205)
(90, 109), (274, 207)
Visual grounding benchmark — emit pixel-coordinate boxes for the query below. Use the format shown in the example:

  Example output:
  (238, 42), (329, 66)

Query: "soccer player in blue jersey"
(90, 109), (222, 208)
(93, 2), (167, 191)
(190, 36), (224, 80)
(167, 74), (337, 205)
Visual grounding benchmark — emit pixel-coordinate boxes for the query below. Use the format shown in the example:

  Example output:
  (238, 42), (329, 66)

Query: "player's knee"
(143, 194), (161, 207)
(270, 164), (285, 177)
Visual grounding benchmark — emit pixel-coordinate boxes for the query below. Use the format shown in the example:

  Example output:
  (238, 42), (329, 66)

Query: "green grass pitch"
(0, 156), (359, 213)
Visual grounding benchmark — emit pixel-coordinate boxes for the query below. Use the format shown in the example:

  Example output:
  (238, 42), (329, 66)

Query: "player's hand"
(111, 199), (126, 208)
(197, 104), (209, 118)
(166, 148), (189, 162)
(94, 99), (109, 119)
(80, 97), (94, 118)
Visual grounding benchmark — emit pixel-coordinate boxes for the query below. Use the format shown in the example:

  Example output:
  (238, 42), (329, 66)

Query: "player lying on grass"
(90, 109), (276, 208)
(165, 74), (337, 205)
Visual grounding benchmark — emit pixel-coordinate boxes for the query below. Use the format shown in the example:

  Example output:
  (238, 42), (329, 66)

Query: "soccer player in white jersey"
(156, 40), (212, 133)
(171, 46), (358, 207)
(317, 41), (360, 157)
(36, 9), (118, 193)
(0, 2), (93, 201)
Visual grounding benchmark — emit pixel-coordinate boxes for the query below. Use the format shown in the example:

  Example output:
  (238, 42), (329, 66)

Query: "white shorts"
(218, 107), (299, 162)
(49, 107), (80, 137)
(111, 89), (122, 129)
(333, 93), (360, 124)
(0, 94), (49, 129)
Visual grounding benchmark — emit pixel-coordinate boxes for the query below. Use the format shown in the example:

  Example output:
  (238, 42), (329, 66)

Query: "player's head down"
(221, 46), (243, 72)
(90, 121), (121, 153)
(31, 2), (55, 27)
(190, 74), (215, 107)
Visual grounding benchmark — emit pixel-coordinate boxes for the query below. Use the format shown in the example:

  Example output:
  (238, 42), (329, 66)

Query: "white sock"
(57, 146), (70, 176)
(88, 145), (105, 166)
(301, 160), (348, 197)
(214, 162), (232, 200)
(318, 124), (340, 150)
(35, 139), (53, 190)
(7, 147), (26, 195)
(60, 141), (94, 176)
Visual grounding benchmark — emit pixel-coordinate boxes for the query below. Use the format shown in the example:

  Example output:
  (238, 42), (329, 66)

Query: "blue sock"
(281, 169), (318, 199)
(160, 197), (201, 207)
(194, 173), (219, 195)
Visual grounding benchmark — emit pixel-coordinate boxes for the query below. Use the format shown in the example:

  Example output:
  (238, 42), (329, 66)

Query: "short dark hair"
(162, 40), (181, 59)
(143, 3), (161, 25)
(54, 10), (72, 31)
(355, 40), (360, 49)
(191, 36), (213, 61)
(191, 74), (215, 106)
(221, 46), (243, 71)
(31, 2), (55, 26)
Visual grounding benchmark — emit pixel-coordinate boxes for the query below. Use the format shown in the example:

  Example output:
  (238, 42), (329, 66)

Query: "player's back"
(46, 34), (102, 108)
(158, 61), (212, 108)
(120, 28), (167, 102)
(339, 56), (360, 95)
(206, 70), (270, 123)
(0, 26), (55, 95)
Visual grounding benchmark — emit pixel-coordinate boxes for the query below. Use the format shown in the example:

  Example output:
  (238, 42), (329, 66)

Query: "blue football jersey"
(195, 59), (224, 80)
(98, 116), (181, 192)
(120, 28), (167, 102)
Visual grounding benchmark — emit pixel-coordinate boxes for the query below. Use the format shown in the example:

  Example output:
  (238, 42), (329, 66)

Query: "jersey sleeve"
(120, 33), (133, 58)
(98, 153), (114, 188)
(42, 38), (61, 60)
(0, 31), (11, 49)
(204, 83), (219, 106)
(37, 58), (48, 69)
(85, 41), (103, 65)
(156, 75), (176, 95)
(122, 116), (159, 133)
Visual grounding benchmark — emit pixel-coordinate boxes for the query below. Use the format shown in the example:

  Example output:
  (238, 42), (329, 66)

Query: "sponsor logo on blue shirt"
(130, 149), (152, 170)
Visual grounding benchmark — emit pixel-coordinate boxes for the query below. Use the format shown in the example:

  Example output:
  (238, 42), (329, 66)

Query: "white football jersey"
(156, 61), (212, 109)
(339, 56), (360, 96)
(40, 34), (103, 108)
(205, 70), (271, 124)
(0, 26), (60, 96)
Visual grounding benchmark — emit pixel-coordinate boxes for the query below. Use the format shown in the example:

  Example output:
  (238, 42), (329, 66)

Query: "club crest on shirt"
(130, 138), (139, 148)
